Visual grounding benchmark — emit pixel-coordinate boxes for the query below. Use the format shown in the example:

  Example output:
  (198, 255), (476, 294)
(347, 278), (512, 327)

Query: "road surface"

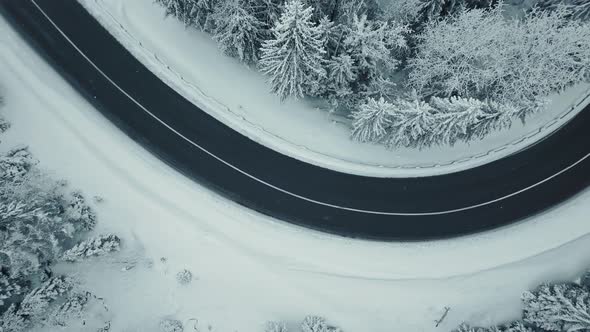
(2, 0), (589, 240)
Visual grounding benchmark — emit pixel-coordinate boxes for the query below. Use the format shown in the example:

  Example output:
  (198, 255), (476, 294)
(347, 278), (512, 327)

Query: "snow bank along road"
(3, 0), (590, 241)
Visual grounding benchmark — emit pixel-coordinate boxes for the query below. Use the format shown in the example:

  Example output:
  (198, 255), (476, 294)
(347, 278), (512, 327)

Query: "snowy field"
(3, 12), (590, 332)
(77, 0), (590, 177)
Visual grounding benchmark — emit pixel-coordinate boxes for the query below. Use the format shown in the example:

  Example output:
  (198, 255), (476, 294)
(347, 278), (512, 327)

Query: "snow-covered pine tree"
(342, 15), (408, 93)
(0, 304), (27, 332)
(186, 0), (217, 31)
(378, 0), (424, 23)
(408, 5), (590, 118)
(0, 200), (42, 224)
(580, 270), (590, 290)
(1, 276), (75, 330)
(419, 0), (452, 21)
(418, 0), (498, 22)
(211, 0), (264, 64)
(313, 0), (340, 21)
(156, 0), (189, 24)
(61, 234), (121, 262)
(351, 97), (394, 143)
(301, 316), (328, 332)
(523, 283), (590, 332)
(381, 96), (437, 148)
(155, 0), (182, 18)
(317, 16), (337, 55)
(536, 0), (590, 21)
(325, 54), (357, 98)
(351, 95), (517, 148)
(259, 0), (327, 100)
(428, 96), (516, 146)
(155, 0), (215, 28)
(249, 0), (285, 37)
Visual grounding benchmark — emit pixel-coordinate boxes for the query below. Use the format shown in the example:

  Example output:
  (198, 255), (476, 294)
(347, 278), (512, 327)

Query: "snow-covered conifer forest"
(0, 97), (119, 331)
(155, 0), (590, 148)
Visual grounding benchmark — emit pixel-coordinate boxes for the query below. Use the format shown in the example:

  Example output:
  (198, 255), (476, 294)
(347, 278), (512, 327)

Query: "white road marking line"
(30, 0), (590, 216)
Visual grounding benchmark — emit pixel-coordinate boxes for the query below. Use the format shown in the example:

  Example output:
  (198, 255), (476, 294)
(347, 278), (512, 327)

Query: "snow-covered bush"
(408, 5), (590, 118)
(259, 0), (327, 100)
(61, 234), (121, 262)
(453, 323), (491, 332)
(160, 317), (184, 332)
(0, 267), (23, 306)
(0, 114), (10, 134)
(176, 268), (193, 285)
(64, 191), (97, 232)
(523, 283), (590, 331)
(453, 321), (536, 332)
(211, 0), (264, 63)
(0, 146), (37, 183)
(301, 316), (328, 332)
(266, 321), (288, 332)
(352, 95), (517, 148)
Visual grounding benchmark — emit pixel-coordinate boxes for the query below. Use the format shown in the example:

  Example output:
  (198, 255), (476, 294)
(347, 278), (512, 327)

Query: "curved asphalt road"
(2, 0), (589, 240)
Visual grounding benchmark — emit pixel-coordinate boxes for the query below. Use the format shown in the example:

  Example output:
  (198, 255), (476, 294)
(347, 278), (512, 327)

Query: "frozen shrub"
(49, 291), (92, 326)
(266, 321), (288, 332)
(0, 146), (37, 183)
(65, 191), (97, 232)
(160, 317), (184, 332)
(0, 115), (10, 134)
(523, 283), (590, 331)
(453, 323), (491, 332)
(61, 234), (121, 262)
(176, 269), (193, 285)
(497, 321), (537, 332)
(452, 322), (535, 332)
(301, 316), (328, 332)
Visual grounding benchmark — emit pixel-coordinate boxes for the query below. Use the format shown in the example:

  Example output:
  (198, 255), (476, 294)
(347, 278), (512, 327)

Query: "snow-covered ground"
(3, 11), (590, 332)
(77, 0), (590, 177)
